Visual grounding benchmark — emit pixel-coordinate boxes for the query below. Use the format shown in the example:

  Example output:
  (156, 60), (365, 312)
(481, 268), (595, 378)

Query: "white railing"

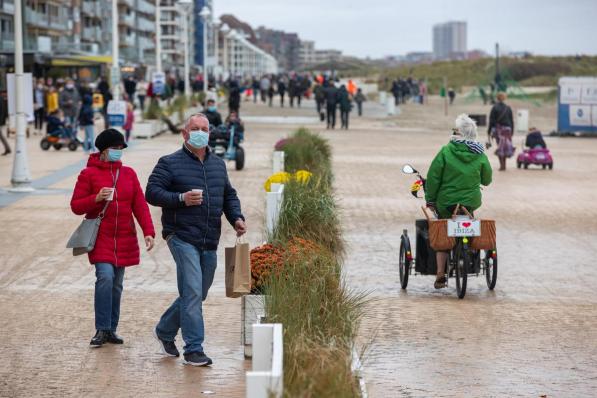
(246, 324), (283, 398)
(266, 183), (284, 236)
(272, 151), (285, 174)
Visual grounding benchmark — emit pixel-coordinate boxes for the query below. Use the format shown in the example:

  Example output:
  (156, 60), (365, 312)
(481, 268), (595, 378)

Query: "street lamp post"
(155, 2), (162, 73)
(111, 0), (120, 100)
(199, 6), (211, 99)
(10, 0), (33, 191)
(177, 0), (192, 99)
(220, 23), (230, 80)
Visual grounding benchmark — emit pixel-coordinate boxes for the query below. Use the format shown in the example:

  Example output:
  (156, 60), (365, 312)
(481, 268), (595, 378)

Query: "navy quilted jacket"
(145, 145), (244, 250)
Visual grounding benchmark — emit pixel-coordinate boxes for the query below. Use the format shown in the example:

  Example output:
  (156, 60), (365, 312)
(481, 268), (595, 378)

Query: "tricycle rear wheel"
(484, 250), (498, 290)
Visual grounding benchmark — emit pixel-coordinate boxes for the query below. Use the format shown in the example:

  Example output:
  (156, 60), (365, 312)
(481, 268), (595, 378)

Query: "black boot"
(90, 330), (110, 347)
(106, 331), (124, 344)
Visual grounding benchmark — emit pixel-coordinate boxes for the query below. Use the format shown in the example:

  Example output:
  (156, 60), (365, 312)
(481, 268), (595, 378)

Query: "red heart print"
(462, 222), (471, 227)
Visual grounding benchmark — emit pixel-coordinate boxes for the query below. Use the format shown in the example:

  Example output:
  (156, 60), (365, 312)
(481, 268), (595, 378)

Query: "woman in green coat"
(425, 114), (493, 289)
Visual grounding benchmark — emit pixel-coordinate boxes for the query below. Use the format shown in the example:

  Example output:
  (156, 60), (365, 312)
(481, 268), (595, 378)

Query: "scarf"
(451, 136), (485, 154)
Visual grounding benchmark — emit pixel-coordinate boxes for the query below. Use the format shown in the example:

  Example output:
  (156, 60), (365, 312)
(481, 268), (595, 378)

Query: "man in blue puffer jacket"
(146, 113), (246, 367)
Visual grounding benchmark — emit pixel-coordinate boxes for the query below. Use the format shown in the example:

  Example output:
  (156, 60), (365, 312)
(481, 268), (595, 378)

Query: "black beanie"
(95, 128), (128, 152)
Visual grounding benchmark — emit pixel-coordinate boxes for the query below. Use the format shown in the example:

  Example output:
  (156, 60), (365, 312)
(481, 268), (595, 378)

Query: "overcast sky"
(213, 0), (597, 58)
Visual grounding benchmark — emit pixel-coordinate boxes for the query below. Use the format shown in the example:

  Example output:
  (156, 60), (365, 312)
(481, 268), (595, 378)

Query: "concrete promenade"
(1, 96), (596, 397)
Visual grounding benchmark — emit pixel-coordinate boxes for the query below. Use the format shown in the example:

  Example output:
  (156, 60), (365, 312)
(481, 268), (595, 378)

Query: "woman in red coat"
(70, 128), (155, 347)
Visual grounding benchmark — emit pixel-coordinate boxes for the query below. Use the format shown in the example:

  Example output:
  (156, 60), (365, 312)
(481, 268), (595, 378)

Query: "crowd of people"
(390, 77), (428, 105)
(222, 73), (368, 130)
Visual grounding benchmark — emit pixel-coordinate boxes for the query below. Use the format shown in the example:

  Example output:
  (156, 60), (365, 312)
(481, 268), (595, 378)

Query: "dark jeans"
(340, 109), (350, 129)
(138, 95), (146, 112)
(279, 94), (285, 107)
(94, 263), (125, 331)
(156, 236), (217, 354)
(34, 108), (45, 130)
(357, 102), (363, 116)
(326, 104), (337, 128)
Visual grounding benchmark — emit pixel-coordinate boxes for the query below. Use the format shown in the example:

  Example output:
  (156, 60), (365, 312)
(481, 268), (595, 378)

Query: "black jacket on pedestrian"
(324, 85), (339, 105)
(488, 101), (514, 133)
(78, 95), (94, 126)
(205, 110), (223, 128)
(145, 145), (244, 250)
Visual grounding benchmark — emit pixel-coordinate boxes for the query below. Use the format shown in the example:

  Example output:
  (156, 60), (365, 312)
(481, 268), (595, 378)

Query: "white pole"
(223, 33), (228, 79)
(202, 16), (208, 98)
(183, 10), (190, 98)
(10, 0), (33, 192)
(111, 0), (120, 99)
(155, 2), (162, 73)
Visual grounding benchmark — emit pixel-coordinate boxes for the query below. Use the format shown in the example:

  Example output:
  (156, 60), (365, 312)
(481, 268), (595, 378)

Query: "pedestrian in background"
(78, 94), (95, 153)
(228, 80), (241, 114)
(145, 114), (246, 366)
(251, 78), (259, 103)
(204, 99), (223, 128)
(354, 88), (366, 117)
(33, 78), (46, 134)
(59, 78), (81, 130)
(259, 75), (270, 103)
(314, 83), (325, 118)
(277, 78), (286, 107)
(324, 81), (339, 129)
(123, 102), (134, 143)
(268, 83), (275, 107)
(488, 92), (515, 171)
(338, 84), (352, 130)
(137, 79), (148, 112)
(124, 76), (137, 104)
(70, 128), (155, 347)
(97, 76), (112, 129)
(46, 85), (59, 115)
(448, 88), (456, 105)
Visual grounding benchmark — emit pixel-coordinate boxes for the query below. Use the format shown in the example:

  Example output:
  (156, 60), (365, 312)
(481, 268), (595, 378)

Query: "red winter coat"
(70, 153), (155, 267)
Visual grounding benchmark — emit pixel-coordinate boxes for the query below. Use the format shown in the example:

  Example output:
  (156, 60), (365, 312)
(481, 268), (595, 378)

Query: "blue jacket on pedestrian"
(145, 145), (244, 250)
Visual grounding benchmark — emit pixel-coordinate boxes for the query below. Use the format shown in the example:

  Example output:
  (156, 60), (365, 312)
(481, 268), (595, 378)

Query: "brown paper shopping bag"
(225, 238), (251, 298)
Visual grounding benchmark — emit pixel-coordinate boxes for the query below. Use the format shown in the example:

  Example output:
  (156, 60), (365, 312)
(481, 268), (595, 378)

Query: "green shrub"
(264, 245), (367, 397)
(144, 98), (162, 120)
(280, 128), (332, 180)
(272, 177), (344, 259)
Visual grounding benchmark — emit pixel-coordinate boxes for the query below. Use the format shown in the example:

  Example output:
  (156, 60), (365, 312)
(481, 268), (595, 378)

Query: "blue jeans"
(156, 236), (217, 354)
(94, 263), (125, 331)
(83, 124), (94, 152)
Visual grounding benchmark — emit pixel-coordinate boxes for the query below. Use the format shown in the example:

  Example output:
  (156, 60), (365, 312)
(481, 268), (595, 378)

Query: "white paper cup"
(191, 189), (203, 196)
(106, 188), (115, 201)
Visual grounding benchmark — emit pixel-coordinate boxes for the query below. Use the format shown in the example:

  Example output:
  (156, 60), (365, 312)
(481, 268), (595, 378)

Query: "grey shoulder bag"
(67, 169), (120, 256)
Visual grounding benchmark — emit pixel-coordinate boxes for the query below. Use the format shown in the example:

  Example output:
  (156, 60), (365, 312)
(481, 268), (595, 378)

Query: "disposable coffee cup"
(192, 189), (203, 196)
(106, 188), (115, 201)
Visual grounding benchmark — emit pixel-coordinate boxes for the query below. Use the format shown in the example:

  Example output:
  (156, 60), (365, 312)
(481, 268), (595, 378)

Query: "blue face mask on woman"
(188, 130), (209, 149)
(107, 148), (123, 162)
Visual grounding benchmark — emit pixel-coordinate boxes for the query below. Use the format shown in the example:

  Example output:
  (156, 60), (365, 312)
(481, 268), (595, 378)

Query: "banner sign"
(558, 77), (597, 134)
(107, 100), (127, 127)
(152, 72), (166, 96)
(7, 73), (34, 122)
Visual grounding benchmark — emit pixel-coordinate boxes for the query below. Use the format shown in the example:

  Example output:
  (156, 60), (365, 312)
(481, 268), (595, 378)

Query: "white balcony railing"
(137, 0), (155, 15)
(119, 12), (136, 26)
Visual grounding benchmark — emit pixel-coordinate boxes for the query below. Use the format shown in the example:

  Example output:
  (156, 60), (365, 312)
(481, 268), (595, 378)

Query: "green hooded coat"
(425, 141), (492, 218)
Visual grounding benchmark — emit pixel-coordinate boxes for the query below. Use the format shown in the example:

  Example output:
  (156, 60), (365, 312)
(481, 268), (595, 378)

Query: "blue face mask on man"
(207, 106), (217, 112)
(188, 130), (210, 149)
(107, 148), (123, 162)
